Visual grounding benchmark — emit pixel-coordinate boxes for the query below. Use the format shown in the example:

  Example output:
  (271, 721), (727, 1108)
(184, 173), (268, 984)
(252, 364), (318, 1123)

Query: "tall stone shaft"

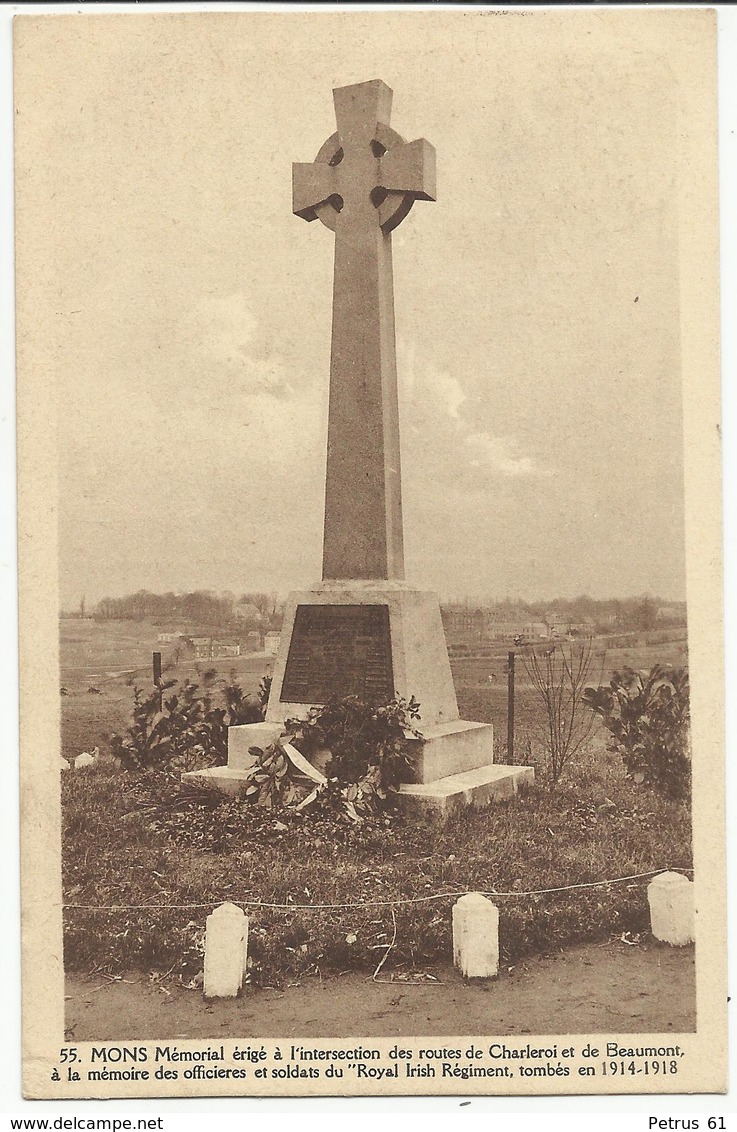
(326, 199), (402, 579)
(292, 79), (435, 580)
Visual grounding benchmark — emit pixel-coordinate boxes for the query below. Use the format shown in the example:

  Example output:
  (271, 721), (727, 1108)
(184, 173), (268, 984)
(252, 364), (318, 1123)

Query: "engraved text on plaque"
(280, 605), (394, 704)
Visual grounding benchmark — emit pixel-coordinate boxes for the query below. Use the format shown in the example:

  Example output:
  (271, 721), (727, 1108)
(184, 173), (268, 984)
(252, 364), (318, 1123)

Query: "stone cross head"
(292, 79), (436, 234)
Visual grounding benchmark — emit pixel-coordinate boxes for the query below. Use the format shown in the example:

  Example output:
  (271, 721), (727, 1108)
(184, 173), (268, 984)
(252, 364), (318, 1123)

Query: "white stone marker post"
(452, 892), (500, 978)
(647, 871), (695, 946)
(204, 902), (249, 998)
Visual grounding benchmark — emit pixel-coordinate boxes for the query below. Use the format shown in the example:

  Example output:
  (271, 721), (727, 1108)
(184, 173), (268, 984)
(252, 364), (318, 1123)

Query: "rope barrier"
(63, 867), (692, 913)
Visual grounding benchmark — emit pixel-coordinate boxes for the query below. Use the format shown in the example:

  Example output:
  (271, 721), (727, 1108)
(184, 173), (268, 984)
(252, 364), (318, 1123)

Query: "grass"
(62, 745), (692, 987)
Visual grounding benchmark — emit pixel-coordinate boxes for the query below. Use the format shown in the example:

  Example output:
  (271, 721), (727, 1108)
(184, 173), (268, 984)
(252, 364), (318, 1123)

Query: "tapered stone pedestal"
(267, 582), (457, 728)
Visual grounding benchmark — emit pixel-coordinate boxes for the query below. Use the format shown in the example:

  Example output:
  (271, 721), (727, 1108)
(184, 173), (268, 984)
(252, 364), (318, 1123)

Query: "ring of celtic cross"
(317, 126), (413, 233)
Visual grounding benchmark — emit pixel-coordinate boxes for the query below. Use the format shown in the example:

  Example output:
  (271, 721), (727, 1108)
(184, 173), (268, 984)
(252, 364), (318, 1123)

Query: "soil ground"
(66, 939), (695, 1041)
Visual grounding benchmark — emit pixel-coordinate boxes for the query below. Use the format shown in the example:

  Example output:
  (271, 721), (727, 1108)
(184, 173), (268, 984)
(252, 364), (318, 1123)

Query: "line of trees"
(443, 594), (685, 633)
(94, 589), (281, 630)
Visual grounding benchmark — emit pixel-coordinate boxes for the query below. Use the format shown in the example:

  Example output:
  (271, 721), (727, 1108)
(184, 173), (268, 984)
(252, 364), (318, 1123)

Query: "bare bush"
(521, 639), (604, 786)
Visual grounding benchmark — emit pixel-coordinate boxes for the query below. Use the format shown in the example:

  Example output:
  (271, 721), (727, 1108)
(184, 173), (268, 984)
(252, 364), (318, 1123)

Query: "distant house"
(214, 640), (241, 658)
(183, 636), (243, 659)
(264, 631), (281, 655)
(441, 607), (483, 641)
(157, 632), (182, 643)
(189, 636), (213, 659)
(567, 619), (596, 638)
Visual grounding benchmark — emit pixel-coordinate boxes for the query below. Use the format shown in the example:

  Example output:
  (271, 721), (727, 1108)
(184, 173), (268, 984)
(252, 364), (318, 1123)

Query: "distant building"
(485, 620), (547, 641)
(189, 636), (213, 659)
(184, 636), (242, 659)
(157, 632), (182, 643)
(522, 621), (549, 640)
(442, 607), (550, 644)
(264, 632), (281, 655)
(567, 619), (596, 638)
(441, 607), (483, 641)
(214, 640), (241, 658)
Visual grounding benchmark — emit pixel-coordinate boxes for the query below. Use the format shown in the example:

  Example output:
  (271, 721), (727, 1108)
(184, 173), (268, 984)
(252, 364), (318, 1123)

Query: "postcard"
(14, 7), (726, 1099)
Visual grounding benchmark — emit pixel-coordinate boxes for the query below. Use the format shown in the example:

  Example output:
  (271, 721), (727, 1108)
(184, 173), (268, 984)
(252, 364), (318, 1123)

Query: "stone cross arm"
(380, 136), (436, 200)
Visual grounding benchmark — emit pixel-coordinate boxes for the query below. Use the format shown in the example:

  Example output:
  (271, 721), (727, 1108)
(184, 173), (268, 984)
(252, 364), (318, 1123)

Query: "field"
(59, 619), (273, 760)
(59, 617), (687, 764)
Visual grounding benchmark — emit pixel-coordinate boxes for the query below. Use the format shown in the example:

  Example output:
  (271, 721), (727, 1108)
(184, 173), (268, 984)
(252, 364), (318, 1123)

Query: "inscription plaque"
(280, 604), (394, 704)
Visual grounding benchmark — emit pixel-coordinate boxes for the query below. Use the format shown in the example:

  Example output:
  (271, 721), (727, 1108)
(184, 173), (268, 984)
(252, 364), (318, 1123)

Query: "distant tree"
(94, 589), (236, 626)
(634, 595), (658, 632)
(240, 593), (271, 619)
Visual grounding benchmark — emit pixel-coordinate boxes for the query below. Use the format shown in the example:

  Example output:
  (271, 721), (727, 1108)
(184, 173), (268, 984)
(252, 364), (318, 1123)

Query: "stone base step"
(182, 766), (255, 797)
(406, 719), (494, 783)
(398, 763), (534, 818)
(228, 721), (285, 771)
(182, 761), (535, 816)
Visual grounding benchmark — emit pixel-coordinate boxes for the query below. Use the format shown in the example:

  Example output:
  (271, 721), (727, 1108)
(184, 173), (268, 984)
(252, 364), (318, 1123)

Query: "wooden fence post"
(507, 650), (515, 761)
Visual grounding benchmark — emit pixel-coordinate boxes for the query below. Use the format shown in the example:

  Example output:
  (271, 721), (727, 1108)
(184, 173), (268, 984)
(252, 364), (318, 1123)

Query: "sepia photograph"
(13, 6), (726, 1099)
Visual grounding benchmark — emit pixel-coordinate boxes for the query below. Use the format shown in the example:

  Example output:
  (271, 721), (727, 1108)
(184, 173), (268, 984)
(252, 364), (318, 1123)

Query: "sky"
(13, 9), (701, 608)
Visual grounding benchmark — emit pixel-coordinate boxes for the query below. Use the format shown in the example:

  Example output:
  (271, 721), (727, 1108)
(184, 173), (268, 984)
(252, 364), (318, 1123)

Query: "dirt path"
(66, 939), (695, 1040)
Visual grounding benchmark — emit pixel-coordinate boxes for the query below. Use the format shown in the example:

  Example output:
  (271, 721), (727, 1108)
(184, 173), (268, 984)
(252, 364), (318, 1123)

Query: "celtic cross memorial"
(188, 80), (533, 813)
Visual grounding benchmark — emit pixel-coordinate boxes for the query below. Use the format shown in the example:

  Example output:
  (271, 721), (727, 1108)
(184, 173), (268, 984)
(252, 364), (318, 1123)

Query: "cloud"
(464, 432), (546, 478)
(398, 341), (465, 421)
(196, 290), (296, 400)
(399, 344), (546, 484)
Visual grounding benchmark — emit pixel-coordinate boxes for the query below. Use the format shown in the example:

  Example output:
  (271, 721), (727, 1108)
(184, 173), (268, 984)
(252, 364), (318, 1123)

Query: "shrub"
(582, 666), (690, 800)
(286, 694), (420, 795)
(110, 670), (264, 772)
(239, 696), (423, 816)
